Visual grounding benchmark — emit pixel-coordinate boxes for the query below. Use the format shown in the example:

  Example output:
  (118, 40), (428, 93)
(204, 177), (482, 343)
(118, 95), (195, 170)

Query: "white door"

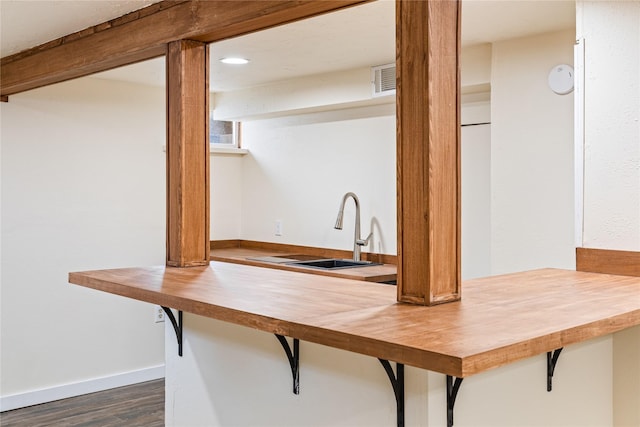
(461, 122), (491, 279)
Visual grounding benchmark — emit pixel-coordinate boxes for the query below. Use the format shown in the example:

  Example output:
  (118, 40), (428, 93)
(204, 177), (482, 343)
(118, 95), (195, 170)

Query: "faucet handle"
(356, 232), (373, 247)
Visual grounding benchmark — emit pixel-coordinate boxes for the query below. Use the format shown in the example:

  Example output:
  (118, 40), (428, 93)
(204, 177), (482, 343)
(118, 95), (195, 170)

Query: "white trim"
(210, 145), (249, 155)
(0, 365), (164, 412)
(574, 38), (586, 248)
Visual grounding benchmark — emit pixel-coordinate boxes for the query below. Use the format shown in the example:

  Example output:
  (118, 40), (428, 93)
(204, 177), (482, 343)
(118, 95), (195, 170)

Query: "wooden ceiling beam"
(0, 0), (369, 96)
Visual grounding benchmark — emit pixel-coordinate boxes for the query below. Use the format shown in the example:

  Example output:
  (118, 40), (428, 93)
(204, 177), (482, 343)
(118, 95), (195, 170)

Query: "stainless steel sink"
(246, 254), (328, 264)
(288, 259), (380, 270)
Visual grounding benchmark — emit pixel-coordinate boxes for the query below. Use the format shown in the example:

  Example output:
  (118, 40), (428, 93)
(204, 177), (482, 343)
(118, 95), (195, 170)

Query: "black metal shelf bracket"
(547, 347), (563, 391)
(162, 307), (183, 357)
(275, 334), (300, 394)
(446, 375), (464, 427)
(378, 359), (405, 427)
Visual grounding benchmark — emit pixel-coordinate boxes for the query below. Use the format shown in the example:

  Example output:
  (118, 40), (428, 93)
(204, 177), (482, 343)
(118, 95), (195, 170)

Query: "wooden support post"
(166, 40), (210, 267)
(396, 0), (461, 305)
(1, 95), (8, 102)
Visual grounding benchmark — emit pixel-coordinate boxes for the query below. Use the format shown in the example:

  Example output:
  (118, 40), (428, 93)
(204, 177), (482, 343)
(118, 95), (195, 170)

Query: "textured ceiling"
(1, 0), (575, 92)
(0, 0), (160, 57)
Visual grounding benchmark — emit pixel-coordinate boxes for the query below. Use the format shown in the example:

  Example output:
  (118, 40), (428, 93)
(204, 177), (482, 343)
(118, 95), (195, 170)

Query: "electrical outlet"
(275, 220), (283, 236)
(154, 305), (165, 323)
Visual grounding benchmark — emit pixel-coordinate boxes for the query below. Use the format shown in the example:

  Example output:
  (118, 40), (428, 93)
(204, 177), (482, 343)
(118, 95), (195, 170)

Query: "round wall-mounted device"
(548, 64), (574, 95)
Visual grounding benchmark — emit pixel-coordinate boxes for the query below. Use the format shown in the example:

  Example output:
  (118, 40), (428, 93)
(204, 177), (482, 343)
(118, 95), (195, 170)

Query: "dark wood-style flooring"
(0, 379), (164, 427)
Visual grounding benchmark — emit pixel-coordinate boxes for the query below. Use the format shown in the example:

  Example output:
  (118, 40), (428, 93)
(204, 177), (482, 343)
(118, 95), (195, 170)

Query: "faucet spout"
(334, 210), (344, 230)
(334, 192), (369, 262)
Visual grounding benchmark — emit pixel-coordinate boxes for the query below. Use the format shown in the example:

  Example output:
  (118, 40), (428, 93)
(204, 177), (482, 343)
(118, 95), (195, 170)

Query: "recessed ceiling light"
(220, 57), (249, 65)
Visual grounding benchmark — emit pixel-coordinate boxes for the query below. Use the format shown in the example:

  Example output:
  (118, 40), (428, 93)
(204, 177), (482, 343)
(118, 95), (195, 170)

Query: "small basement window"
(209, 114), (240, 148)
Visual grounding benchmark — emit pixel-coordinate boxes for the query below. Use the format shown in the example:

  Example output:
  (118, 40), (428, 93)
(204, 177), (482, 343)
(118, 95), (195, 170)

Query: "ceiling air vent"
(372, 63), (396, 97)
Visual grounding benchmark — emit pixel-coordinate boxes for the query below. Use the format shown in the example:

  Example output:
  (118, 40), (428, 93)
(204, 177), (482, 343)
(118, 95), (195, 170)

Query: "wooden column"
(396, 0), (461, 305)
(166, 40), (210, 267)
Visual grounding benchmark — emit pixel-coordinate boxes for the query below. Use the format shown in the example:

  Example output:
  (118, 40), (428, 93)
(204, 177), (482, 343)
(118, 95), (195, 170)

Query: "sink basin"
(246, 254), (328, 264)
(288, 259), (380, 270)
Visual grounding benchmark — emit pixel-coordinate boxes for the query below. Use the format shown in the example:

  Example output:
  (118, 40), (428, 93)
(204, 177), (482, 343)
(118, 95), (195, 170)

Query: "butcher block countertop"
(209, 240), (397, 283)
(69, 263), (640, 378)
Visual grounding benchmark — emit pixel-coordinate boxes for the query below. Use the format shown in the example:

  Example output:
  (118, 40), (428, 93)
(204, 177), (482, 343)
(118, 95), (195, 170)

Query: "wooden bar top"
(69, 263), (640, 377)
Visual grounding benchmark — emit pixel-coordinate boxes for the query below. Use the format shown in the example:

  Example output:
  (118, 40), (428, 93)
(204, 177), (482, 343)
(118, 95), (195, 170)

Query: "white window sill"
(162, 145), (249, 156)
(210, 145), (249, 156)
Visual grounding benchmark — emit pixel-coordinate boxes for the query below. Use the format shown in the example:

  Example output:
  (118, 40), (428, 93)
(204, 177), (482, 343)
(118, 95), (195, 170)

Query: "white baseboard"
(0, 365), (164, 412)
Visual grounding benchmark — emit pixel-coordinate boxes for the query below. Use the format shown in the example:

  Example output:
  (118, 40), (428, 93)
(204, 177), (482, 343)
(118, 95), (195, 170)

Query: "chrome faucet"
(334, 192), (372, 262)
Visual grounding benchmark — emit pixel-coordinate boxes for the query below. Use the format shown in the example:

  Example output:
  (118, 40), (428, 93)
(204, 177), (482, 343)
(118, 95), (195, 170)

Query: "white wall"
(166, 313), (613, 427)
(210, 153), (243, 240)
(0, 77), (166, 409)
(239, 103), (397, 255)
(461, 43), (492, 91)
(490, 30), (576, 274)
(165, 314), (427, 427)
(578, 1), (640, 251)
(577, 2), (640, 425)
